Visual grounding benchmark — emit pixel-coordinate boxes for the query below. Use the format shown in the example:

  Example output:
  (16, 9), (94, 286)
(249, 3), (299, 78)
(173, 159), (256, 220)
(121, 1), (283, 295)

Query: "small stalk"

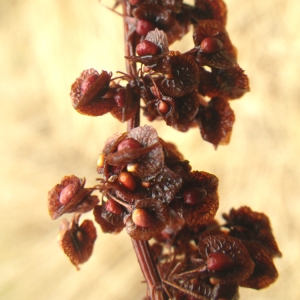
(121, 2), (165, 299)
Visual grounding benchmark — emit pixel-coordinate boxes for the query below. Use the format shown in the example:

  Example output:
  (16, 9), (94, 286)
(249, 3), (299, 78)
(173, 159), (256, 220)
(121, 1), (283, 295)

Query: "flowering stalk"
(121, 2), (165, 298)
(47, 1), (281, 299)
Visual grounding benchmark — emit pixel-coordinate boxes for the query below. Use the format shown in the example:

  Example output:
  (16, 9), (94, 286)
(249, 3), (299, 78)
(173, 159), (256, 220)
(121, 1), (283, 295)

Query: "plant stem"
(121, 1), (165, 299)
(132, 239), (165, 300)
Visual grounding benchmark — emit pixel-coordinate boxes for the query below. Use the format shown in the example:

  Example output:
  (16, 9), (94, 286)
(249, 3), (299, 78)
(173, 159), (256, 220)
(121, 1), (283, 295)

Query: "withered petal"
(157, 52), (200, 97)
(223, 206), (282, 257)
(48, 175), (96, 220)
(175, 171), (219, 226)
(127, 126), (165, 180)
(166, 91), (200, 132)
(93, 204), (125, 234)
(70, 69), (113, 116)
(198, 66), (250, 100)
(240, 241), (279, 289)
(198, 234), (255, 284)
(148, 166), (183, 203)
(197, 97), (235, 147)
(193, 20), (237, 69)
(125, 199), (170, 240)
(110, 84), (140, 122)
(59, 218), (97, 269)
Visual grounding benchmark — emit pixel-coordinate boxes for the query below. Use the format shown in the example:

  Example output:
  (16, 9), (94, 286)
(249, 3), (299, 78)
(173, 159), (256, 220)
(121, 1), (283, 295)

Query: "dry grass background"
(0, 0), (299, 299)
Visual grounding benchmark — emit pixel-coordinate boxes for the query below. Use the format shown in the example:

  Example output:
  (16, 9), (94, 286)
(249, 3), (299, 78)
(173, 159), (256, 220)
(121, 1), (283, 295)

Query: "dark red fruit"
(118, 172), (137, 191)
(136, 40), (160, 56)
(80, 74), (99, 94)
(59, 184), (78, 205)
(200, 37), (223, 54)
(113, 88), (126, 108)
(183, 187), (207, 205)
(207, 252), (234, 271)
(105, 199), (124, 215)
(158, 101), (169, 115)
(136, 19), (156, 36)
(117, 138), (142, 151)
(132, 208), (156, 228)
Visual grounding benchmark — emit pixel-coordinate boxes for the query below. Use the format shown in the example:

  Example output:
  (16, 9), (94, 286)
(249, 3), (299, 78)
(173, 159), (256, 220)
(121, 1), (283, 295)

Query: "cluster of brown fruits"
(70, 0), (249, 147)
(48, 0), (280, 299)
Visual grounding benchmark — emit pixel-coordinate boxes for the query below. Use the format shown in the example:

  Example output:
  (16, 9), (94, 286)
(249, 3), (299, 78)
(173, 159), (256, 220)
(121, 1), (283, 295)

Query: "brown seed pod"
(240, 241), (279, 290)
(102, 126), (165, 181)
(198, 234), (255, 284)
(70, 69), (114, 116)
(127, 29), (169, 67)
(198, 65), (250, 100)
(193, 20), (237, 69)
(93, 201), (126, 234)
(48, 175), (99, 220)
(223, 206), (282, 257)
(156, 52), (200, 97)
(165, 90), (201, 132)
(58, 215), (97, 270)
(109, 83), (140, 123)
(172, 171), (219, 226)
(197, 97), (235, 148)
(125, 198), (170, 240)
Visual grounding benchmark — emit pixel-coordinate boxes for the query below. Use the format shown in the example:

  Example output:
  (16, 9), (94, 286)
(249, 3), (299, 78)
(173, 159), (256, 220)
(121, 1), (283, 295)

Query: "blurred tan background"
(1, 0), (299, 299)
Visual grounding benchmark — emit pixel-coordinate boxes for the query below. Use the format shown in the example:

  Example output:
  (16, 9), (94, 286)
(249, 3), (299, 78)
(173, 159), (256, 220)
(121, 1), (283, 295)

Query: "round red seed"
(207, 252), (234, 271)
(76, 230), (84, 242)
(117, 138), (142, 151)
(200, 37), (223, 54)
(158, 101), (169, 115)
(105, 199), (124, 215)
(132, 208), (155, 228)
(118, 172), (137, 191)
(59, 184), (78, 205)
(183, 187), (207, 205)
(136, 19), (156, 36)
(136, 40), (159, 56)
(81, 74), (99, 94)
(113, 88), (126, 108)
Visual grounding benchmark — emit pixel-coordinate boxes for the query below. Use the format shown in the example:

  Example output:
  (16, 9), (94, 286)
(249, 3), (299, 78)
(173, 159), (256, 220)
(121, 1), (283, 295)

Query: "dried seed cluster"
(48, 0), (280, 299)
(70, 0), (249, 148)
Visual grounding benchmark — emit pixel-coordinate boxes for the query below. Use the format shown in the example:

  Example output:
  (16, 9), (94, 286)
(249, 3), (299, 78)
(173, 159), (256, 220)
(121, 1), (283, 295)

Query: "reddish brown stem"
(121, 1), (165, 299)
(132, 239), (166, 300)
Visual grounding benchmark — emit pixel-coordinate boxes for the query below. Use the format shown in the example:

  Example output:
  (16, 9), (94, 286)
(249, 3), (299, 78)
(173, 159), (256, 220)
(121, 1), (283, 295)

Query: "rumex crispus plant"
(47, 0), (281, 299)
